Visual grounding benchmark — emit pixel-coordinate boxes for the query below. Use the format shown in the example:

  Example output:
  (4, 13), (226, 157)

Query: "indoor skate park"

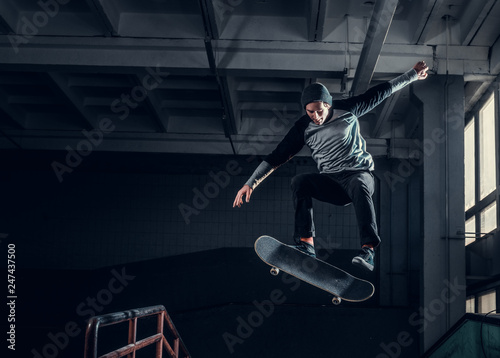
(1, 0), (500, 357)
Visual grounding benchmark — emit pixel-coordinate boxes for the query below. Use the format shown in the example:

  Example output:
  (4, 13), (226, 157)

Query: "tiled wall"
(3, 152), (361, 270)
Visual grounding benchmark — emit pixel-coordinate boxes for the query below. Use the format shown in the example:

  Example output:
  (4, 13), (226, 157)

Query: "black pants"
(291, 170), (381, 248)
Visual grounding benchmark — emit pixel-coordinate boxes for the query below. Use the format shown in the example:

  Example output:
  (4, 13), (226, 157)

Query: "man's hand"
(233, 185), (253, 208)
(413, 61), (429, 80)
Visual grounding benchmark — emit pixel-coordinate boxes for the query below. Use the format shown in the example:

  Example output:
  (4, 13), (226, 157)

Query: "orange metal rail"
(84, 305), (190, 358)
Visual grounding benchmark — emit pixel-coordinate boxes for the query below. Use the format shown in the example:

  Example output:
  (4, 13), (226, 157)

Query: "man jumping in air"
(233, 61), (429, 271)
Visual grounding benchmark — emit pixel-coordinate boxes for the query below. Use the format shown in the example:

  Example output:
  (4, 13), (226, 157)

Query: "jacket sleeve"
(335, 68), (418, 118)
(244, 117), (309, 190)
(264, 116), (309, 167)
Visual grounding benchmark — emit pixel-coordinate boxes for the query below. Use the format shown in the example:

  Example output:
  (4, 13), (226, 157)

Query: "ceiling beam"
(0, 130), (392, 158)
(0, 1), (17, 34)
(464, 70), (500, 114)
(0, 87), (26, 129)
(0, 15), (13, 34)
(67, 76), (131, 88)
(133, 71), (169, 133)
(464, 81), (492, 114)
(85, 0), (119, 36)
(204, 0), (235, 38)
(200, 1), (237, 138)
(434, 45), (489, 75)
(199, 0), (220, 40)
(308, 0), (327, 41)
(459, 0), (496, 45)
(215, 40), (349, 78)
(350, 0), (399, 95)
(45, 72), (98, 129)
(0, 36), (491, 77)
(215, 76), (236, 135)
(0, 37), (211, 74)
(409, 0), (442, 44)
(491, 35), (500, 74)
(371, 90), (401, 138)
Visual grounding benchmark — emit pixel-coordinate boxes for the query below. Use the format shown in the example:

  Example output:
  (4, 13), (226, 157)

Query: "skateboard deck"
(254, 235), (375, 304)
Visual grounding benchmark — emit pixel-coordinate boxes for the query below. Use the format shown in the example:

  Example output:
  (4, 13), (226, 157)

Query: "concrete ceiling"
(0, 0), (499, 157)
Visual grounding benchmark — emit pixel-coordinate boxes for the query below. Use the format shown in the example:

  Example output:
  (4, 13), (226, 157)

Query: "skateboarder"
(233, 61), (429, 271)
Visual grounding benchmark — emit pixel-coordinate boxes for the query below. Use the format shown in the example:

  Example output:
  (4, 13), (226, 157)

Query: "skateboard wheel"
(270, 267), (280, 276)
(332, 296), (341, 305)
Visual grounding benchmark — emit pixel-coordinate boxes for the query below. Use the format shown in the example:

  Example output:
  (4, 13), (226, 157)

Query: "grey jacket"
(245, 69), (419, 189)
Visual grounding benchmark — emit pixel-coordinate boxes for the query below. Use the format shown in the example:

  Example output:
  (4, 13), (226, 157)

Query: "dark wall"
(2, 149), (424, 357)
(1, 149), (362, 270)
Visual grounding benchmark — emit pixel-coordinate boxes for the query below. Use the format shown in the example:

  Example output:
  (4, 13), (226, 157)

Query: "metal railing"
(84, 305), (191, 358)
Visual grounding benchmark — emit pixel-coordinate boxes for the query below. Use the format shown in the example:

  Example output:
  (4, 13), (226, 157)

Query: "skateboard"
(254, 235), (375, 305)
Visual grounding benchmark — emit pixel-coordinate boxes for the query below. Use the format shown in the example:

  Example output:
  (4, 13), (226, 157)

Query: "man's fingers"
(233, 186), (253, 208)
(414, 60), (429, 80)
(414, 61), (427, 71)
(233, 194), (242, 208)
(233, 190), (246, 208)
(418, 69), (428, 79)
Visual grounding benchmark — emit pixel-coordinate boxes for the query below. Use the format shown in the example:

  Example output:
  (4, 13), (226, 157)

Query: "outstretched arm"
(337, 61), (429, 117)
(232, 118), (308, 208)
(232, 160), (274, 208)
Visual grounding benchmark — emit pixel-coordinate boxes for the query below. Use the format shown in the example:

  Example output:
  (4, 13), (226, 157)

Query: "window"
(479, 96), (496, 200)
(465, 217), (476, 246)
(478, 290), (496, 314)
(481, 202), (497, 234)
(466, 296), (475, 313)
(464, 92), (498, 245)
(464, 119), (475, 211)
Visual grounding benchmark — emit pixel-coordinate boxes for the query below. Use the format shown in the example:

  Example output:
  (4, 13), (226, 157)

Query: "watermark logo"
(178, 160), (242, 224)
(8, 0), (71, 53)
(222, 289), (286, 353)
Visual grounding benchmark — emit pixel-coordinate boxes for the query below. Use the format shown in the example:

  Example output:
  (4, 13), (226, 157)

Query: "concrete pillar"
(376, 159), (421, 308)
(412, 75), (466, 352)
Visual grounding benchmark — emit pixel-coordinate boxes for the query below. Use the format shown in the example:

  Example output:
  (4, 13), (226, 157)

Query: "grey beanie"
(301, 82), (332, 108)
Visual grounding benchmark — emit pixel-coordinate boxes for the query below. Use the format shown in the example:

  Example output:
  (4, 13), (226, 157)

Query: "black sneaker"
(352, 246), (375, 271)
(291, 241), (316, 258)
